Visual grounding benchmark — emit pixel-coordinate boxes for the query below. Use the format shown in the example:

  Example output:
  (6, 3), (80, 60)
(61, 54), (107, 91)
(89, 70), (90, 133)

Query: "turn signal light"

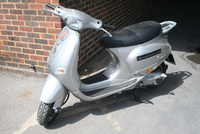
(145, 68), (153, 73)
(55, 67), (66, 74)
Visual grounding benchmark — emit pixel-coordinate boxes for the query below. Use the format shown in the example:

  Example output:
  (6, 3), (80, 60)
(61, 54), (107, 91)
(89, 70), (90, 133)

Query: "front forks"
(40, 74), (68, 111)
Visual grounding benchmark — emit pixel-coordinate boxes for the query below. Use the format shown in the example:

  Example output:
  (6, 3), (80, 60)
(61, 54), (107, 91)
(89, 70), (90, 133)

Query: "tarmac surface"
(1, 1), (200, 134)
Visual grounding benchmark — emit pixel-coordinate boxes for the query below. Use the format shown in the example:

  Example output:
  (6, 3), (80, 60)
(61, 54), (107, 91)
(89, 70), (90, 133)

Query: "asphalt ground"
(1, 1), (200, 134)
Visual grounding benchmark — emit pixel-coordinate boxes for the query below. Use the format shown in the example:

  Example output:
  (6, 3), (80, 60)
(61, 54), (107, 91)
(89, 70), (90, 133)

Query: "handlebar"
(46, 3), (55, 10)
(102, 24), (115, 29)
(41, 4), (112, 31)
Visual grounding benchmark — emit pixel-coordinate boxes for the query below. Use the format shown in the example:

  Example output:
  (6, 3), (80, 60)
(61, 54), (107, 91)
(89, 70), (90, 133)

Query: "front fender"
(40, 74), (67, 107)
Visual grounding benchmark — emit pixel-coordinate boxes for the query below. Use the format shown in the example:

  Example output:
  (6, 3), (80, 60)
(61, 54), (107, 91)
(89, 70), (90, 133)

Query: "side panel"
(110, 35), (171, 76)
(78, 35), (172, 101)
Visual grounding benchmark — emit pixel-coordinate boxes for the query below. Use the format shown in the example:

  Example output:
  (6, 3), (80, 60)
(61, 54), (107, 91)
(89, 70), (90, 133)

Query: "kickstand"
(130, 89), (154, 105)
(130, 89), (140, 102)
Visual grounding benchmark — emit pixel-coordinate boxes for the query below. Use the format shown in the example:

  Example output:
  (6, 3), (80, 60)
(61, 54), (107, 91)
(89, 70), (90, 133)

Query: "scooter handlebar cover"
(102, 24), (115, 29)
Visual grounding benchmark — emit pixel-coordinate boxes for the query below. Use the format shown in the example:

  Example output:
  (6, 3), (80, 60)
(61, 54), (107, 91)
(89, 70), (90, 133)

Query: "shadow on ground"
(46, 71), (191, 129)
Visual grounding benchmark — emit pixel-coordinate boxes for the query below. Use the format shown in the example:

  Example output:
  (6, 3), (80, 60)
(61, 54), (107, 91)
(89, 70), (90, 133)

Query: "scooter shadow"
(46, 71), (191, 129)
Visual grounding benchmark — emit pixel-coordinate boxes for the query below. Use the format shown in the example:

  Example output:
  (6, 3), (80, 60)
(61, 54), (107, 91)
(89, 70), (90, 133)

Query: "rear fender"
(40, 74), (68, 108)
(165, 54), (176, 65)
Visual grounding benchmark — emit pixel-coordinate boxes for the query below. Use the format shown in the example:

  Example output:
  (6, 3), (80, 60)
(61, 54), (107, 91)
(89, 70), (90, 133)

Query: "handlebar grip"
(102, 24), (116, 29)
(46, 3), (55, 10)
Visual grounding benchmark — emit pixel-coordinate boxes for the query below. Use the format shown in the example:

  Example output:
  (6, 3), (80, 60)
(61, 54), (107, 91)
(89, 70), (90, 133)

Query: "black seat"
(100, 21), (161, 48)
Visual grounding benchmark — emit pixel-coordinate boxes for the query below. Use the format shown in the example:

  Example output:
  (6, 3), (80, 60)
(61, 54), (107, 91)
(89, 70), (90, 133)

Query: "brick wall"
(0, 0), (151, 77)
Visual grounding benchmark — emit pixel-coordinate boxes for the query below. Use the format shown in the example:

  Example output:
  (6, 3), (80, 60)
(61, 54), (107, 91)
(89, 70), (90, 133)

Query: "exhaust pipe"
(143, 72), (167, 86)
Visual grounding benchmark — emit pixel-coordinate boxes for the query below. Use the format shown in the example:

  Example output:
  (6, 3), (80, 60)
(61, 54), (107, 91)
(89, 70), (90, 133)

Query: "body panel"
(47, 27), (81, 93)
(46, 29), (173, 101)
(78, 34), (172, 100)
(110, 34), (170, 73)
(42, 25), (174, 102)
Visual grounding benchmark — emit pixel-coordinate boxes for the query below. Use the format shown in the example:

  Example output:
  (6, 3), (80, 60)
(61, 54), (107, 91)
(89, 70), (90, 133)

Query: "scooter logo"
(56, 27), (69, 45)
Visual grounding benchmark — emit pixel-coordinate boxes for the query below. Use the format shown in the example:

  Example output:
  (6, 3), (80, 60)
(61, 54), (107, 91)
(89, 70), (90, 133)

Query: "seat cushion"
(100, 21), (161, 48)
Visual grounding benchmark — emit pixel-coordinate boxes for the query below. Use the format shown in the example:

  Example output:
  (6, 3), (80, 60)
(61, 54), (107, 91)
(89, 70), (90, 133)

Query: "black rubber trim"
(81, 71), (108, 84)
(46, 3), (55, 10)
(137, 49), (161, 61)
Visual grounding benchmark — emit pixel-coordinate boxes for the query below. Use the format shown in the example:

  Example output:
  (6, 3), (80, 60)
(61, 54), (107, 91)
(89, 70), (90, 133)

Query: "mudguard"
(40, 74), (68, 108)
(166, 54), (176, 65)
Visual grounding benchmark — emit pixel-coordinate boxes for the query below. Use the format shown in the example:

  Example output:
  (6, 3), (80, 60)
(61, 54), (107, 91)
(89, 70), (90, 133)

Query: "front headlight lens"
(66, 17), (83, 31)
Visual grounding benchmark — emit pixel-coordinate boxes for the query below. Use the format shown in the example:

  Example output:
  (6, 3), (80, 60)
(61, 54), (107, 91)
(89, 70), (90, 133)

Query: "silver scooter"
(37, 3), (176, 126)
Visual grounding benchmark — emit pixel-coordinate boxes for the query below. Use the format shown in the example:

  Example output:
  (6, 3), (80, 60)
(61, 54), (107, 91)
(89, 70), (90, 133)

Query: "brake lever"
(100, 28), (112, 37)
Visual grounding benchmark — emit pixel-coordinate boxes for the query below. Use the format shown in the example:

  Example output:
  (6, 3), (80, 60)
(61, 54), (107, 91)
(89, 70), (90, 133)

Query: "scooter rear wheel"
(37, 102), (58, 126)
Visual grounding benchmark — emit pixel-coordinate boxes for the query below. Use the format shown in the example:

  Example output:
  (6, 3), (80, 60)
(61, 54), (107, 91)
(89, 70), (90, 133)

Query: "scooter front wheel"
(37, 102), (57, 126)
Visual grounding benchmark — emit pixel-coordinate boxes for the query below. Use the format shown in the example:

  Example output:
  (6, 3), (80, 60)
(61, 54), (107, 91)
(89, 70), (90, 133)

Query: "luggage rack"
(160, 21), (177, 34)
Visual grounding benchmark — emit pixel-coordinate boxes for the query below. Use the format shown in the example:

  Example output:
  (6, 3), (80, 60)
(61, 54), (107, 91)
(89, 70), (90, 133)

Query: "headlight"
(65, 17), (83, 31)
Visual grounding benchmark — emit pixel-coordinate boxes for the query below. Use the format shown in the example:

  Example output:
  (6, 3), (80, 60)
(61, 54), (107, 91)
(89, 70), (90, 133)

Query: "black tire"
(37, 102), (58, 126)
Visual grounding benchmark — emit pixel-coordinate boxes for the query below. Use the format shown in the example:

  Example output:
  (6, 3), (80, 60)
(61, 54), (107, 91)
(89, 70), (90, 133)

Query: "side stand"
(130, 89), (154, 105)
(130, 89), (140, 102)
